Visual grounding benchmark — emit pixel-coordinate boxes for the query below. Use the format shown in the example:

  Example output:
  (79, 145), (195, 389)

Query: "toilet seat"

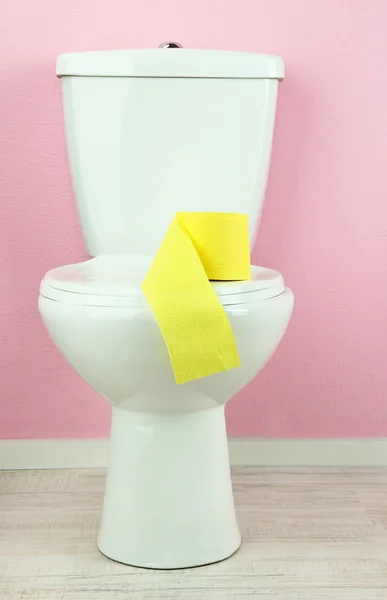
(40, 254), (285, 307)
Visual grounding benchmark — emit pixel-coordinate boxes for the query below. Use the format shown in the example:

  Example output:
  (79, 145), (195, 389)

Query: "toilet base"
(98, 404), (241, 569)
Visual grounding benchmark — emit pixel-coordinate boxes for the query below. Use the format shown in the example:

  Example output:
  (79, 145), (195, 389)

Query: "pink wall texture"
(1, 0), (387, 439)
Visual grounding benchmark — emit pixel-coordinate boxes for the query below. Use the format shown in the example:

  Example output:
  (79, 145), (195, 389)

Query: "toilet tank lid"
(56, 49), (284, 79)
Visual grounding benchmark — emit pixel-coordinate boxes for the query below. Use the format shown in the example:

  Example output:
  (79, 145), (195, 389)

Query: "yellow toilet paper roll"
(142, 212), (251, 384)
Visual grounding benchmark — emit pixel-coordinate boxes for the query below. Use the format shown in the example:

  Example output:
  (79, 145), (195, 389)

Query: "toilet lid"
(40, 254), (285, 307)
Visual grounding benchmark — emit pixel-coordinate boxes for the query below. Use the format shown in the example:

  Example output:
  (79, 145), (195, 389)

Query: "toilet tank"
(57, 49), (284, 256)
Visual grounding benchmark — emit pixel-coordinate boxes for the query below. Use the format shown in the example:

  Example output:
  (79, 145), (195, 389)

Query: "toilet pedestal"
(98, 404), (241, 569)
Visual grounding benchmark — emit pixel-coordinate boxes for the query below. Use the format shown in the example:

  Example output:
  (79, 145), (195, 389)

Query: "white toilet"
(39, 47), (294, 569)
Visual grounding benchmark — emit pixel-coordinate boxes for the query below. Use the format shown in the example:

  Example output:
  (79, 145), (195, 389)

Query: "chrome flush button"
(158, 42), (183, 48)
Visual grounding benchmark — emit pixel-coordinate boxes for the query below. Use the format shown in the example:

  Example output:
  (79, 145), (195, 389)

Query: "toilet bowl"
(39, 48), (292, 568)
(39, 253), (293, 568)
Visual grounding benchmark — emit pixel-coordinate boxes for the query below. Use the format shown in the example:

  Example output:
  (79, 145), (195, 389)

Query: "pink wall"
(1, 0), (387, 439)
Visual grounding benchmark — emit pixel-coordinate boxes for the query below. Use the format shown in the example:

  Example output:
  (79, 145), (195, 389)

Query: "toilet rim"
(39, 280), (286, 308)
(39, 254), (285, 308)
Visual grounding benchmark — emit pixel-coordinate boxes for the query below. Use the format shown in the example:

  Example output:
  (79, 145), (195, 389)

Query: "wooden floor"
(0, 468), (386, 599)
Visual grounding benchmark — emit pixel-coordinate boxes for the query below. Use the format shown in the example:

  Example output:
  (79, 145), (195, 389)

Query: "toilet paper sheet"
(142, 212), (251, 384)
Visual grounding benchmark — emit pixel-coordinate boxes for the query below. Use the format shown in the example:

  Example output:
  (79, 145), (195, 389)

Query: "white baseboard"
(0, 438), (386, 470)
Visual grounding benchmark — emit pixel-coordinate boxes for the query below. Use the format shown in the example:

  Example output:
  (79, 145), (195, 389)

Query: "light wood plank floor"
(0, 468), (386, 599)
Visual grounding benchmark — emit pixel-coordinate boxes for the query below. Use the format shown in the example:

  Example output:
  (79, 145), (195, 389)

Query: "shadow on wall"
(252, 69), (312, 271)
(0, 60), (106, 438)
(227, 69), (312, 435)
